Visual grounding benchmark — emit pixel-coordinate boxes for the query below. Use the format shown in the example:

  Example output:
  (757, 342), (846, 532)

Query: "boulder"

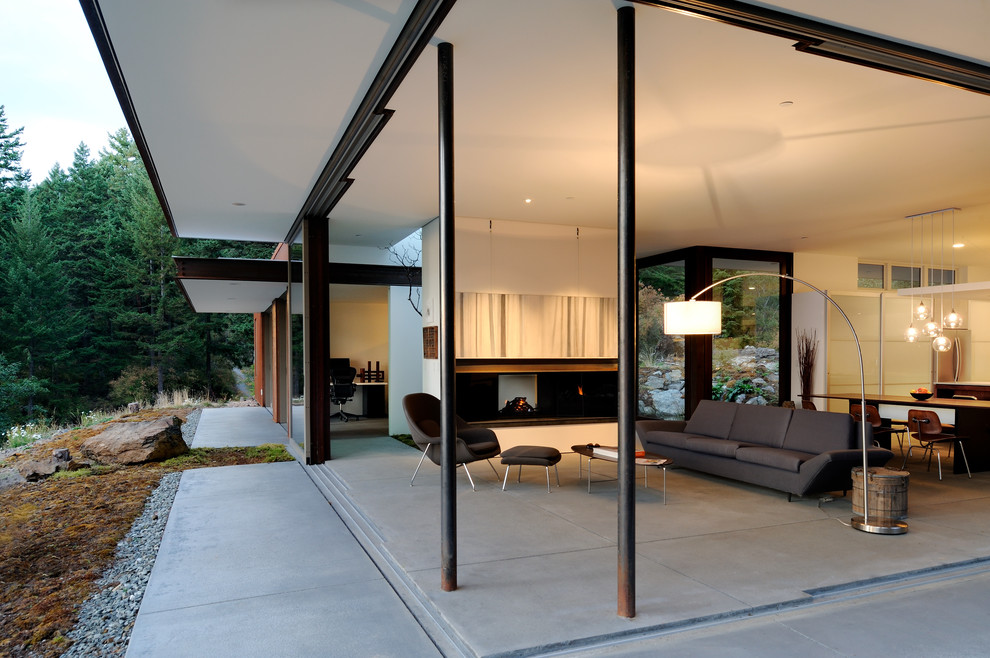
(14, 448), (91, 481)
(81, 416), (188, 465)
(16, 458), (59, 482)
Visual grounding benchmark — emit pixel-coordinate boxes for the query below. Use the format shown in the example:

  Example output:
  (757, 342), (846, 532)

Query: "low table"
(571, 444), (672, 502)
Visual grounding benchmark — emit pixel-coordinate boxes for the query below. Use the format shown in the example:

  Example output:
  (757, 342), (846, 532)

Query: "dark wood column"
(271, 296), (287, 424)
(438, 40), (457, 593)
(616, 5), (637, 619)
(304, 216), (331, 464)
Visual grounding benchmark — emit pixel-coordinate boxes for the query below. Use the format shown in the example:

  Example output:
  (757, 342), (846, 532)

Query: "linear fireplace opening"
(456, 360), (617, 425)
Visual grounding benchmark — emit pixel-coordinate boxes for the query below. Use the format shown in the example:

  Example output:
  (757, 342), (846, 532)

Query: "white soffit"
(96, 0), (413, 242)
(180, 279), (287, 314)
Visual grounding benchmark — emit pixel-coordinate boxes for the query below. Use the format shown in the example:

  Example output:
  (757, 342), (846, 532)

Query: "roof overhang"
(173, 257), (421, 313)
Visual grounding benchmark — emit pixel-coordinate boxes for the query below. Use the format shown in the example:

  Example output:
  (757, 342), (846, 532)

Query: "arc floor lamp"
(664, 272), (908, 535)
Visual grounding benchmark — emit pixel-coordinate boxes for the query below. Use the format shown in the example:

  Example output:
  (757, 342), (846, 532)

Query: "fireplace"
(455, 359), (617, 425)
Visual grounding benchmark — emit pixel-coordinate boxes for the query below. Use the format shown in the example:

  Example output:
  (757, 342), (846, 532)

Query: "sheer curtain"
(457, 292), (617, 358)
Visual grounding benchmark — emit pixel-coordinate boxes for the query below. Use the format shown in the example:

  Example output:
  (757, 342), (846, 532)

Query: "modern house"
(81, 0), (990, 618)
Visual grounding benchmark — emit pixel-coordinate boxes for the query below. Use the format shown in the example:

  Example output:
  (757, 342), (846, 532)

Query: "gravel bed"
(61, 408), (202, 657)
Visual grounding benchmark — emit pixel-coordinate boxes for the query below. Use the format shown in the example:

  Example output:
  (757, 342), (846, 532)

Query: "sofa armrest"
(636, 419), (687, 441)
(797, 447), (894, 496)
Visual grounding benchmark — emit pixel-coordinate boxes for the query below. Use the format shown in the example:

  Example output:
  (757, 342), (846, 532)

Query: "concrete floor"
(130, 408), (990, 656)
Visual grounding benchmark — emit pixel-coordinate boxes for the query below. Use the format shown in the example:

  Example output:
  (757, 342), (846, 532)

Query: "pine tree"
(0, 199), (77, 418)
(0, 105), (31, 231)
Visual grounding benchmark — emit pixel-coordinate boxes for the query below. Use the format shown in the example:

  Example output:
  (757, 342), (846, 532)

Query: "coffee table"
(571, 444), (672, 502)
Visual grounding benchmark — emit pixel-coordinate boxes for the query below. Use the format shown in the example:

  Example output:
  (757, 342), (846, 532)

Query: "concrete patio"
(129, 407), (990, 656)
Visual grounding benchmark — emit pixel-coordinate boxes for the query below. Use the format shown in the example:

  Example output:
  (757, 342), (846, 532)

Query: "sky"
(2, 0), (126, 184)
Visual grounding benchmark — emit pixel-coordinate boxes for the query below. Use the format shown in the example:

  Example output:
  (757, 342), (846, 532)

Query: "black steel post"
(617, 5), (637, 619)
(438, 40), (457, 592)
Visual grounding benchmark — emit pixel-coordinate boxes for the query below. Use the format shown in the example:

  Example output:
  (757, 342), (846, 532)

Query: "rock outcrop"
(81, 416), (188, 465)
(15, 448), (90, 481)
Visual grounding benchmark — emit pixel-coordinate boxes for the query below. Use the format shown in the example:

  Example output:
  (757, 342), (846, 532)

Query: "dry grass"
(0, 408), (293, 657)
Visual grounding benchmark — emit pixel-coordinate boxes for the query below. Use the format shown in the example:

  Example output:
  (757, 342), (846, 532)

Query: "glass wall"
(637, 261), (686, 419)
(825, 291), (931, 411)
(638, 246), (791, 419)
(711, 259), (781, 406)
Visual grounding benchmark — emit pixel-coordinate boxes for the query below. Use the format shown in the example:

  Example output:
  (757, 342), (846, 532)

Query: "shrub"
(107, 365), (158, 407)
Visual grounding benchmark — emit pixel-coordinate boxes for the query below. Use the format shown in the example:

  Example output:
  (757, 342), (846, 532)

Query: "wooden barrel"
(852, 467), (909, 520)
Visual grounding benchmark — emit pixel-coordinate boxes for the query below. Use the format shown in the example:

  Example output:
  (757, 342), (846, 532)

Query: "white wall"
(388, 285), (424, 435)
(791, 291), (827, 404)
(793, 252), (858, 292)
(330, 299), (389, 369)
(421, 219), (441, 396)
(456, 217), (616, 297)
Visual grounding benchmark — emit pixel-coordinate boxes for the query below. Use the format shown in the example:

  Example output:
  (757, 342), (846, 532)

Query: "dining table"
(814, 393), (990, 474)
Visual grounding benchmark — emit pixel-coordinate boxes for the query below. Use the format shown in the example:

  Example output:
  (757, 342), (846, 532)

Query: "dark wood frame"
(637, 245), (794, 419)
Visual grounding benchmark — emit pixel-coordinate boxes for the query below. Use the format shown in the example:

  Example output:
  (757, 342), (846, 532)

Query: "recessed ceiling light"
(232, 202), (246, 206)
(953, 242), (965, 248)
(779, 100), (794, 107)
(524, 198), (532, 204)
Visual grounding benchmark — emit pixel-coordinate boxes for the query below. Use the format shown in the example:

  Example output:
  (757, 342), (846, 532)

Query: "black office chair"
(329, 367), (358, 422)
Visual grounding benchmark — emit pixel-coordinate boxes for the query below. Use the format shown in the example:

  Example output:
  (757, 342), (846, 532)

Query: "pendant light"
(905, 216), (920, 342)
(943, 208), (963, 329)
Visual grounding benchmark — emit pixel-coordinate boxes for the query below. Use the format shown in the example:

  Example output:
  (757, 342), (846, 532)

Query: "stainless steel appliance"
(933, 329), (972, 383)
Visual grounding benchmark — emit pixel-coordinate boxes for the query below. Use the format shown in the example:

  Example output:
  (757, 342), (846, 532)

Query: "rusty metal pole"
(438, 40), (458, 592)
(617, 5), (637, 618)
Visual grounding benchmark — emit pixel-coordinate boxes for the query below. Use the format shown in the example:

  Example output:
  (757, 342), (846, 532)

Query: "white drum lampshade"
(663, 300), (722, 335)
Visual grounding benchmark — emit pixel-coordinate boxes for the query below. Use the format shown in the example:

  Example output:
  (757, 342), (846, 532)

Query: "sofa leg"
(787, 493), (792, 502)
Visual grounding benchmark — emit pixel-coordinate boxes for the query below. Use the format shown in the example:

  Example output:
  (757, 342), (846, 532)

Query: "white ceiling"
(94, 0), (990, 269)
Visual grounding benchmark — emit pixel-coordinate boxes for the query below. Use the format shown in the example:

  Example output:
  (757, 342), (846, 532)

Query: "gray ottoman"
(499, 446), (562, 492)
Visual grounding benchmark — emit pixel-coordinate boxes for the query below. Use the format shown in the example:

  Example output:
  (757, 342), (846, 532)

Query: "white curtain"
(457, 292), (617, 358)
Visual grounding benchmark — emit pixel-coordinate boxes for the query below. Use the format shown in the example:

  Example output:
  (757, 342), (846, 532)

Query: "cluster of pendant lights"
(904, 208), (962, 352)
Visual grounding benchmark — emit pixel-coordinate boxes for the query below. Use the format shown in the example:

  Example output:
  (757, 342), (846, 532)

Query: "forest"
(0, 105), (273, 433)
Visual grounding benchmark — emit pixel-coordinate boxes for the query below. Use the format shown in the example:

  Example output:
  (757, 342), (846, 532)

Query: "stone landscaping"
(639, 345), (781, 418)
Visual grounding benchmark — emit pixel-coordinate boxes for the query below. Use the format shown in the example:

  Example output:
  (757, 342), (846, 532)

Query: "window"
(891, 265), (920, 290)
(928, 268), (955, 286)
(857, 263), (885, 289)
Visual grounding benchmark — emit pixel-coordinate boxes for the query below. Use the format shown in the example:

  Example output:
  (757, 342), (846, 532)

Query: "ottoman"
(499, 445), (562, 493)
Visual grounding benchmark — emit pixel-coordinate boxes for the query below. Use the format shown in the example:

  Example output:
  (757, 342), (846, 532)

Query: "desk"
(341, 382), (388, 418)
(817, 393), (990, 474)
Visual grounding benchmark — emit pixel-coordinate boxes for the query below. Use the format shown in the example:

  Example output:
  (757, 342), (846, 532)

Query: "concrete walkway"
(128, 408), (990, 656)
(126, 409), (441, 657)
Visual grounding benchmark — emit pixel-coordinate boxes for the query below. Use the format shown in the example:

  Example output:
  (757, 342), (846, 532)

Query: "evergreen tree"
(0, 200), (74, 418)
(0, 105), (31, 231)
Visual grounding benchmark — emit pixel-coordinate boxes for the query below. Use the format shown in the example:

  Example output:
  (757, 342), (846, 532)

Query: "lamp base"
(851, 517), (908, 535)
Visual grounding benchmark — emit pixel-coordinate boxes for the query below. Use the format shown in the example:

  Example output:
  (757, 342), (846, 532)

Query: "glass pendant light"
(942, 209), (963, 329)
(944, 309), (963, 329)
(904, 325), (920, 342)
(933, 333), (952, 352)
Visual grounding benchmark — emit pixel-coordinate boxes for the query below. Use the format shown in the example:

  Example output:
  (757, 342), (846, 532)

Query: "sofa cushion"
(643, 430), (692, 450)
(684, 400), (737, 439)
(685, 437), (757, 458)
(728, 404), (793, 448)
(735, 446), (815, 472)
(783, 409), (855, 454)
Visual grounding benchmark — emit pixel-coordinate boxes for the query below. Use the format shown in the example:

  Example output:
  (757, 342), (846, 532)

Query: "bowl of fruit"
(910, 387), (933, 400)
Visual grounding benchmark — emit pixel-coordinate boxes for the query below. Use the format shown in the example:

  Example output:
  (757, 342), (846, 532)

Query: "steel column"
(438, 40), (458, 592)
(617, 5), (637, 619)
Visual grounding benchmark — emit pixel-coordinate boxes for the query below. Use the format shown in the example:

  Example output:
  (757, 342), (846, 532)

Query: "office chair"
(329, 366), (358, 422)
